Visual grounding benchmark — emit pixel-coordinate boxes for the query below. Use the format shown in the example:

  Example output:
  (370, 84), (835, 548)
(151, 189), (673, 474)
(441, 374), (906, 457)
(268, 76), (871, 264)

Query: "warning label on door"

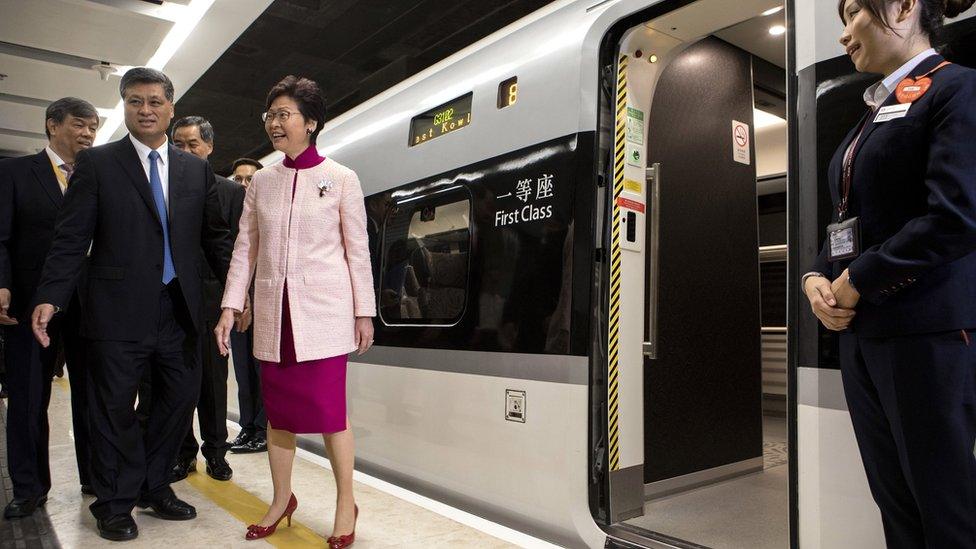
(732, 120), (750, 165)
(626, 107), (645, 145)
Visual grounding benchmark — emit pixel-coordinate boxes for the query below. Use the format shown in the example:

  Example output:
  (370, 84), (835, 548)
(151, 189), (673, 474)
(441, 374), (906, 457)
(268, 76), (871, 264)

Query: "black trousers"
(4, 296), (90, 499)
(230, 327), (264, 438)
(841, 331), (976, 549)
(86, 284), (200, 519)
(61, 295), (92, 487)
(179, 318), (229, 462)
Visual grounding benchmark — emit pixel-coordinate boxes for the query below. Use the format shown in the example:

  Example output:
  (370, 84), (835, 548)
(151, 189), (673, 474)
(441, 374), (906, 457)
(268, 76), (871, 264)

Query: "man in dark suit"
(0, 97), (99, 518)
(227, 157), (266, 454)
(169, 116), (243, 482)
(31, 68), (232, 542)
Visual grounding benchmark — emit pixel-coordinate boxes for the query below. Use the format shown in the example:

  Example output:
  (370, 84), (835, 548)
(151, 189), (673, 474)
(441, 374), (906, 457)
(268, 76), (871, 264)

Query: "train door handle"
(644, 162), (661, 359)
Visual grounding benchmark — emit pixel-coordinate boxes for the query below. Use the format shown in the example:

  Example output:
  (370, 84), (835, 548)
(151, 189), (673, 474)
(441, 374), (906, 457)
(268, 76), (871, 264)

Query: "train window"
(497, 76), (517, 109)
(379, 188), (471, 325)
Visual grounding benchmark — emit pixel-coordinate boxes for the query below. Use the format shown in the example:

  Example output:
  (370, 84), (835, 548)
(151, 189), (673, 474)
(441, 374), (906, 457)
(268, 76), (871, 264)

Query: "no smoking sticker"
(732, 120), (750, 165)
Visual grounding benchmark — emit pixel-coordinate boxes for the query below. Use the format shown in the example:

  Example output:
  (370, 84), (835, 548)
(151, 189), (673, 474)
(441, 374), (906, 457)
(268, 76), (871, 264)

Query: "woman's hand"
(354, 316), (374, 355)
(236, 294), (252, 332)
(831, 268), (861, 310)
(804, 275), (856, 331)
(215, 308), (237, 357)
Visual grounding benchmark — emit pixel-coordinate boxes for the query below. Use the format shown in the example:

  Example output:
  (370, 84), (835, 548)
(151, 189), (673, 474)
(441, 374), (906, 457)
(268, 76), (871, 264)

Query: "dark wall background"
(174, 0), (554, 175)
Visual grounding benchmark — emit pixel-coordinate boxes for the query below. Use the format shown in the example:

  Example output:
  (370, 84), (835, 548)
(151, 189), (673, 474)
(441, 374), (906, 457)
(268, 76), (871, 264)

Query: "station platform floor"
(1, 369), (555, 548)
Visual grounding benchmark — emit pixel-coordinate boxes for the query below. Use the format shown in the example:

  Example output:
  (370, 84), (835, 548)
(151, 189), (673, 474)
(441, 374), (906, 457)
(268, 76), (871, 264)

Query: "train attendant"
(215, 75), (375, 547)
(803, 0), (976, 546)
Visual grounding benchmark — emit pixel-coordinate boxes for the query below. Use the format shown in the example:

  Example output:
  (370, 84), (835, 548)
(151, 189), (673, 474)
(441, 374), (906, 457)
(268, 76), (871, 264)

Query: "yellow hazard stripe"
(607, 54), (628, 473)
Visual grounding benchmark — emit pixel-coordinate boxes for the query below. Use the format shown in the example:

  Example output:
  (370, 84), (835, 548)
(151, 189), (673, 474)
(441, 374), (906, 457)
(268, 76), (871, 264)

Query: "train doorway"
(595, 1), (791, 547)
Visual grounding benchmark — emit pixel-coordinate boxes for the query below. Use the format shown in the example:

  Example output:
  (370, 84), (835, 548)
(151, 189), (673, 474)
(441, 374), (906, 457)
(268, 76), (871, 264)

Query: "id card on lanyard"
(827, 111), (869, 262)
(827, 60), (953, 263)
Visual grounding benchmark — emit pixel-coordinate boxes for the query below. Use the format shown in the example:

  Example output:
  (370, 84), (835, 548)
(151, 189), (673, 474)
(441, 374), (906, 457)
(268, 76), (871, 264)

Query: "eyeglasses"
(261, 110), (294, 124)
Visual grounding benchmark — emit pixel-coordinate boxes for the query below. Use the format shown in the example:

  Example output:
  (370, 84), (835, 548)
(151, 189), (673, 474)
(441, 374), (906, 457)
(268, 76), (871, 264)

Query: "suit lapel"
(854, 54), (945, 163)
(114, 137), (160, 224)
(32, 150), (63, 208)
(167, 145), (187, 230)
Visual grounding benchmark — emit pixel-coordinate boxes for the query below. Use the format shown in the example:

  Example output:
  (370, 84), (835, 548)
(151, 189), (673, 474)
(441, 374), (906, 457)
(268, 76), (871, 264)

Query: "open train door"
(592, 2), (788, 547)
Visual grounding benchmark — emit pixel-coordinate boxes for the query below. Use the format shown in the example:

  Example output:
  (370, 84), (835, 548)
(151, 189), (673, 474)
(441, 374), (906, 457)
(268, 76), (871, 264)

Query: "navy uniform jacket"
(812, 55), (976, 337)
(33, 136), (233, 341)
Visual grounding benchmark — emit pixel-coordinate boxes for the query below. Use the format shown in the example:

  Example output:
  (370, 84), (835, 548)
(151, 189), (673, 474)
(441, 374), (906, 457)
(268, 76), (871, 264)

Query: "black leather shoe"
(3, 495), (47, 518)
(97, 513), (138, 541)
(205, 457), (233, 481)
(138, 495), (196, 521)
(81, 484), (95, 496)
(170, 458), (197, 482)
(231, 434), (267, 454)
(230, 431), (251, 447)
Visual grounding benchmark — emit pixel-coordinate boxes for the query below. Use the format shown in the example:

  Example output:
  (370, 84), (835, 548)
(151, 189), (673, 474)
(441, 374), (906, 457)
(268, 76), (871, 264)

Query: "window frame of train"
(377, 185), (473, 327)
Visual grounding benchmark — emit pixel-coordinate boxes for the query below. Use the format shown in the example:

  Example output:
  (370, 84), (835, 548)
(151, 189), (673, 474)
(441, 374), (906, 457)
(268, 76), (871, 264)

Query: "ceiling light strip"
(94, 0), (216, 145)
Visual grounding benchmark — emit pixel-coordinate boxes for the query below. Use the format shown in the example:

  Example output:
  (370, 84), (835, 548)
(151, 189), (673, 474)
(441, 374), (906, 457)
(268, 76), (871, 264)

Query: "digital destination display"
(409, 93), (473, 147)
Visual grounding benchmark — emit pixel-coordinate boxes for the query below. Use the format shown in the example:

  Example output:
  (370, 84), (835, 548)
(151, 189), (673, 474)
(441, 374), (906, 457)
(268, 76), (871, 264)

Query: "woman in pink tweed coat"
(215, 75), (374, 548)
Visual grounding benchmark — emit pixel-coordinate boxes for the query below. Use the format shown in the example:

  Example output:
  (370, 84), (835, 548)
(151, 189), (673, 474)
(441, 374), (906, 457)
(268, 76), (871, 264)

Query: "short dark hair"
(231, 157), (263, 171)
(265, 75), (327, 143)
(119, 67), (174, 102)
(45, 97), (98, 138)
(838, 0), (975, 37)
(172, 115), (215, 144)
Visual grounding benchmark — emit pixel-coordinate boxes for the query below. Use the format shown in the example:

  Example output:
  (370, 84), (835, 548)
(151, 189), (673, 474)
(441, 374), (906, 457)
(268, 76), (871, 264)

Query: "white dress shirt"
(862, 48), (937, 109)
(128, 134), (170, 210)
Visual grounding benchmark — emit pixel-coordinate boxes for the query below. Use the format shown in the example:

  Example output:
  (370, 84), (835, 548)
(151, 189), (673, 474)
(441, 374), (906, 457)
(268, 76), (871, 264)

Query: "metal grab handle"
(643, 163), (661, 359)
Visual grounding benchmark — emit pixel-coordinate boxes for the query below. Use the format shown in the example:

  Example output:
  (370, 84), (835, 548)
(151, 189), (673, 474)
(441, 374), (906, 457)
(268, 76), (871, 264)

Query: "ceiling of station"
(1, 0), (785, 170)
(0, 0), (271, 158)
(176, 0), (555, 174)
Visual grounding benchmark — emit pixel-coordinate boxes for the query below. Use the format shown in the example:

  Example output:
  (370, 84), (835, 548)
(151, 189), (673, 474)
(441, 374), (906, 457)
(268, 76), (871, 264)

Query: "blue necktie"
(148, 150), (176, 284)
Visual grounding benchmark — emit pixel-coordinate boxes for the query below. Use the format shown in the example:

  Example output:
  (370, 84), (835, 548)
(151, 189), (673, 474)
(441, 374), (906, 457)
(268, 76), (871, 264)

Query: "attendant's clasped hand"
(804, 268), (859, 331)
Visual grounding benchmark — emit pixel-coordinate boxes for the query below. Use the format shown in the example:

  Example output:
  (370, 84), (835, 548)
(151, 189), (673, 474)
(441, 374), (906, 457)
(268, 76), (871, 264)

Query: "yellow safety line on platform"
(184, 464), (324, 548)
(52, 377), (323, 548)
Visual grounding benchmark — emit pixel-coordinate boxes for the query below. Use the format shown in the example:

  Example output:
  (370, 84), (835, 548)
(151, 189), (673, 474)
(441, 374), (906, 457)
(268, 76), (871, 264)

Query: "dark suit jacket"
(200, 175), (245, 322)
(813, 55), (976, 336)
(0, 150), (77, 318)
(34, 136), (233, 341)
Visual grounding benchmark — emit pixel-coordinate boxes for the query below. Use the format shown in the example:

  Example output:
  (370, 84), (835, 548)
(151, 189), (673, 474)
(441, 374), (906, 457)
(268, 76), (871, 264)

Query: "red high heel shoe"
(327, 504), (358, 549)
(245, 493), (298, 540)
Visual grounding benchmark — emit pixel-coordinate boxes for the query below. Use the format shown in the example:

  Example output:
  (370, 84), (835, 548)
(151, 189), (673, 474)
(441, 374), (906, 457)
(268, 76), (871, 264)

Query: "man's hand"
(31, 304), (57, 347)
(0, 289), (16, 325)
(831, 268), (861, 310)
(804, 275), (855, 331)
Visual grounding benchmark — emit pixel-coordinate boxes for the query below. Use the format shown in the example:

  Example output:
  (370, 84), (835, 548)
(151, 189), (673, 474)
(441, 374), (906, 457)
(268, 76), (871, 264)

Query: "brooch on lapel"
(317, 179), (334, 197)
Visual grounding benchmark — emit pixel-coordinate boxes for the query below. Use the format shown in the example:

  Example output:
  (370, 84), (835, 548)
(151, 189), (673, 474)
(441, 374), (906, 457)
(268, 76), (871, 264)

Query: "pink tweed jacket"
(221, 158), (376, 362)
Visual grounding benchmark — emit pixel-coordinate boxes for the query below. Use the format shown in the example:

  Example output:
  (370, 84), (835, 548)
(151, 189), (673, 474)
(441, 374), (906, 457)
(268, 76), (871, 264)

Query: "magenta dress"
(259, 146), (348, 434)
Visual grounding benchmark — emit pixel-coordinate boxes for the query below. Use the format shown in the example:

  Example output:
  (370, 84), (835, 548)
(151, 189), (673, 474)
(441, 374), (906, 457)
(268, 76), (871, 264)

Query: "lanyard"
(838, 109), (872, 221)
